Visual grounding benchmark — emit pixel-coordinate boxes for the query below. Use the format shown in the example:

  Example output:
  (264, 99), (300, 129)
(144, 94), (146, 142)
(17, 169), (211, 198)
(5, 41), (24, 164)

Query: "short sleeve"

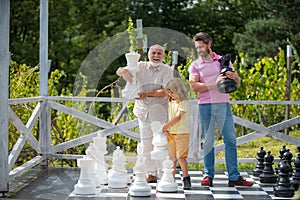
(188, 61), (200, 77)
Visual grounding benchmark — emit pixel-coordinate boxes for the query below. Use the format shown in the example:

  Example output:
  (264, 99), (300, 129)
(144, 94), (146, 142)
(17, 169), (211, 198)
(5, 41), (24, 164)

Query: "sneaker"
(183, 176), (191, 190)
(228, 176), (254, 187)
(146, 174), (157, 183)
(201, 176), (213, 186)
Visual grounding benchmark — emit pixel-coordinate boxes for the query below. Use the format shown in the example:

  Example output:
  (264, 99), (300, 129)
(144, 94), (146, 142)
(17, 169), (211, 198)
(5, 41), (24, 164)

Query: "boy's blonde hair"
(165, 78), (188, 102)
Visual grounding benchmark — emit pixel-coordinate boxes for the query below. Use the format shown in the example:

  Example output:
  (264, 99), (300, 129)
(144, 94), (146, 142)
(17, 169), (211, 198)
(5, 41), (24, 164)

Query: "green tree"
(233, 0), (300, 63)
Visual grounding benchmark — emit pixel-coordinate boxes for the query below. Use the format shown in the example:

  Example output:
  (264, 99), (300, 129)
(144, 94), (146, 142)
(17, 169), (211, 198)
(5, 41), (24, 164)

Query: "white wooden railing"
(3, 97), (300, 189)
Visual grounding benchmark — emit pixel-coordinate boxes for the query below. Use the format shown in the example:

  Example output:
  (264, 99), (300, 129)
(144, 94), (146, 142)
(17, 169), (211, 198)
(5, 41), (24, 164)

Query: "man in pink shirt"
(189, 32), (253, 187)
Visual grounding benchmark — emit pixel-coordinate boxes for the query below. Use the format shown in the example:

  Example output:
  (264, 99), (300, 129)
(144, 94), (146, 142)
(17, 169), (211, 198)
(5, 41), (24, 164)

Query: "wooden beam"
(0, 0), (10, 193)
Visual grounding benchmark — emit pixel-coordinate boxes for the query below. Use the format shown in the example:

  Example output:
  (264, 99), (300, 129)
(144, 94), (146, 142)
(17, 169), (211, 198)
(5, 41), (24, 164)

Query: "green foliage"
(177, 57), (198, 100)
(233, 0), (300, 64)
(127, 17), (138, 53)
(9, 61), (88, 167)
(230, 48), (300, 135)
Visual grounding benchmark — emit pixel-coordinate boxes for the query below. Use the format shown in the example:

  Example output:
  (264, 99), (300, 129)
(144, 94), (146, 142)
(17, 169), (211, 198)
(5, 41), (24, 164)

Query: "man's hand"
(117, 67), (133, 83)
(216, 74), (226, 83)
(225, 70), (241, 84)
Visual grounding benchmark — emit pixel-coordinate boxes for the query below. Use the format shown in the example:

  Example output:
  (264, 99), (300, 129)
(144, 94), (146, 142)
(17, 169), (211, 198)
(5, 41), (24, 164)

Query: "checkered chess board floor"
(69, 170), (296, 200)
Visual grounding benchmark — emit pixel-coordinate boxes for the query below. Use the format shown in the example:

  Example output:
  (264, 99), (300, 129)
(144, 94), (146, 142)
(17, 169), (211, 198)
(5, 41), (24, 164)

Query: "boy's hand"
(162, 124), (168, 132)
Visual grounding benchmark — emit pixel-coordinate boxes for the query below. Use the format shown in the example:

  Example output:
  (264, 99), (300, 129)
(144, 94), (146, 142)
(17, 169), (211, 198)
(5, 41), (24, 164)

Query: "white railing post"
(0, 0), (10, 194)
(39, 0), (51, 167)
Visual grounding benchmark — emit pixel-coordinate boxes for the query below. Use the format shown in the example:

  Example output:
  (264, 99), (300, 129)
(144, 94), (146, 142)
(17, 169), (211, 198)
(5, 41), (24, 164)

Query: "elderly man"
(116, 44), (175, 183)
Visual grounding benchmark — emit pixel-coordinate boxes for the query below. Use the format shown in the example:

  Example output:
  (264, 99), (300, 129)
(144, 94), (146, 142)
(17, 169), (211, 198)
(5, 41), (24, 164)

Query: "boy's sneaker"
(201, 176), (213, 186)
(183, 176), (191, 190)
(228, 176), (254, 187)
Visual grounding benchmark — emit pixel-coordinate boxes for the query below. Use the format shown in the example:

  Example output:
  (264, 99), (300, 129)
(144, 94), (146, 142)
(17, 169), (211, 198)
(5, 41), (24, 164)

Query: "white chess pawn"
(157, 156), (178, 193)
(122, 52), (141, 99)
(108, 146), (129, 188)
(129, 143), (152, 197)
(74, 157), (96, 195)
(150, 121), (169, 160)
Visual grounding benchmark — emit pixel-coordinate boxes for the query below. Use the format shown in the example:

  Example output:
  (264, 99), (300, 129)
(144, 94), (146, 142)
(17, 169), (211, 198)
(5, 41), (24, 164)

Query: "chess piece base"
(157, 181), (178, 193)
(274, 185), (295, 198)
(157, 182), (177, 192)
(108, 174), (128, 189)
(259, 174), (277, 183)
(74, 180), (96, 195)
(253, 169), (263, 177)
(129, 182), (152, 197)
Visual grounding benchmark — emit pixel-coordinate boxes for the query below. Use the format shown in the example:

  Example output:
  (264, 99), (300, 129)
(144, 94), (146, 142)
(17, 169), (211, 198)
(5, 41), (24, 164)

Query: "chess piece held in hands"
(121, 52), (141, 99)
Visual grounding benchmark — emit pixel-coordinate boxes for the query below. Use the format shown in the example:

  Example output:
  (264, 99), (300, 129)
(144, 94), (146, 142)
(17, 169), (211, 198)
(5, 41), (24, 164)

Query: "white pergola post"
(39, 0), (51, 167)
(285, 45), (293, 135)
(0, 0), (10, 194)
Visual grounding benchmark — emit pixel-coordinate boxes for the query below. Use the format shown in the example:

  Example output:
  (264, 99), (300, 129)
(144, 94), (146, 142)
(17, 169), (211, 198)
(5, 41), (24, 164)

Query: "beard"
(150, 61), (162, 67)
(199, 47), (211, 58)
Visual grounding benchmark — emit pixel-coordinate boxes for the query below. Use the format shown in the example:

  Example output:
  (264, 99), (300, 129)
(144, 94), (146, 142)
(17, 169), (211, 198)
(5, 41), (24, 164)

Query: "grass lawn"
(188, 130), (300, 170)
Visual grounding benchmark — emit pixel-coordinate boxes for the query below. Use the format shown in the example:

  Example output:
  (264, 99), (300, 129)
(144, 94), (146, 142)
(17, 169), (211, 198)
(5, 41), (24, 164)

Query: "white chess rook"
(122, 52), (141, 99)
(74, 158), (96, 195)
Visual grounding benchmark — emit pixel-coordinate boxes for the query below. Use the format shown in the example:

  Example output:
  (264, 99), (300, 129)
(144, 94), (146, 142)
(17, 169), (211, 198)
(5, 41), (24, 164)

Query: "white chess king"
(121, 52), (140, 99)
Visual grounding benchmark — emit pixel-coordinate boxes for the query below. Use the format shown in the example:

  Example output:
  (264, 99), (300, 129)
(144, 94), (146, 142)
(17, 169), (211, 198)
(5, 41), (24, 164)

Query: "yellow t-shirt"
(168, 100), (190, 134)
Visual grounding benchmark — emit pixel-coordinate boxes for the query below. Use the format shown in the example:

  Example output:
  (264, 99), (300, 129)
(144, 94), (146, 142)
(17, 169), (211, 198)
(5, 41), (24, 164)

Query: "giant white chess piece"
(129, 143), (152, 197)
(108, 146), (129, 188)
(85, 133), (108, 186)
(73, 157), (97, 195)
(121, 52), (140, 99)
(157, 156), (178, 192)
(150, 121), (169, 160)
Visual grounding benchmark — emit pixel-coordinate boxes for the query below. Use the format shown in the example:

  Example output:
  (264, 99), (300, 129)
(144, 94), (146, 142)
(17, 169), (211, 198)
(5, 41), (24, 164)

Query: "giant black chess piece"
(274, 160), (295, 197)
(292, 146), (300, 191)
(283, 149), (293, 177)
(253, 147), (266, 177)
(276, 145), (287, 174)
(259, 151), (277, 184)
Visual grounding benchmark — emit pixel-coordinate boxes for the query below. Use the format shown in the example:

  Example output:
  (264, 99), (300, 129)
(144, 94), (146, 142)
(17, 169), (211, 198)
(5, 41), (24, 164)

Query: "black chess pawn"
(259, 151), (277, 184)
(274, 160), (295, 197)
(292, 146), (300, 190)
(253, 147), (266, 177)
(276, 145), (287, 174)
(283, 149), (293, 177)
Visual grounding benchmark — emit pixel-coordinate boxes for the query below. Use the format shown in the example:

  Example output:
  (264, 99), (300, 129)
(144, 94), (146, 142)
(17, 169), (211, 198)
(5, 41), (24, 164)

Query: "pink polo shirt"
(189, 52), (231, 104)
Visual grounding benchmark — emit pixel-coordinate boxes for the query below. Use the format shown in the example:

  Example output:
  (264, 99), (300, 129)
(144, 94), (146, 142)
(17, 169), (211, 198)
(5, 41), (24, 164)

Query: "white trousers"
(138, 119), (163, 176)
